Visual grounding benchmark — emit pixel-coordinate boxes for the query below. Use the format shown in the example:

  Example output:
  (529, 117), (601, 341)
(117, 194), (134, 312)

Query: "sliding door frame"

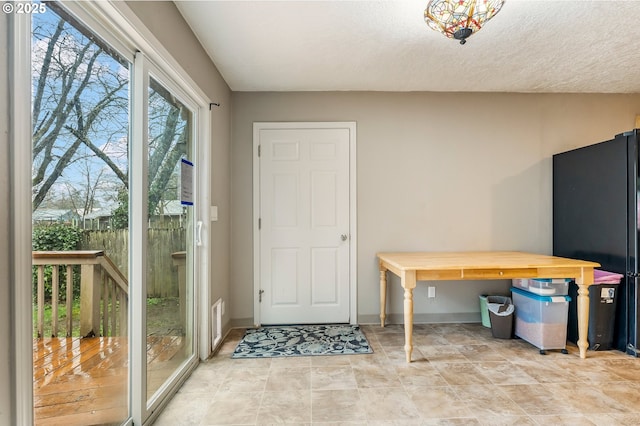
(9, 11), (36, 426)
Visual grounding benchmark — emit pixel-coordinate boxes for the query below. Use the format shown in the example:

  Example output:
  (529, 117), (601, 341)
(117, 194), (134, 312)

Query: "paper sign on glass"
(180, 158), (194, 206)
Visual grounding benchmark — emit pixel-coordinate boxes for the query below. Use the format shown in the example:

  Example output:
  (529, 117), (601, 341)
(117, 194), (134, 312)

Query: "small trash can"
(567, 269), (623, 350)
(487, 296), (514, 339)
(479, 294), (491, 328)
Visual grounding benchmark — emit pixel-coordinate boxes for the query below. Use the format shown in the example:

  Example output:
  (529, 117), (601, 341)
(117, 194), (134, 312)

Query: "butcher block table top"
(377, 251), (600, 362)
(377, 251), (599, 280)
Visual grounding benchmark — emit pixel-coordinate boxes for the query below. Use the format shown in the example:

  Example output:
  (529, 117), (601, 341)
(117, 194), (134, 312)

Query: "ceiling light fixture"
(424, 0), (505, 45)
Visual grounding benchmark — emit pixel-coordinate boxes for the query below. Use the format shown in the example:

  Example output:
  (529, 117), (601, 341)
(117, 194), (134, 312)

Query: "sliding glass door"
(145, 76), (196, 402)
(26, 3), (202, 424)
(130, 54), (199, 420)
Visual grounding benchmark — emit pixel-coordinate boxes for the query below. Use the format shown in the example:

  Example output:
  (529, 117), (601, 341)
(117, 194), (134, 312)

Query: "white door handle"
(341, 234), (348, 241)
(196, 221), (203, 246)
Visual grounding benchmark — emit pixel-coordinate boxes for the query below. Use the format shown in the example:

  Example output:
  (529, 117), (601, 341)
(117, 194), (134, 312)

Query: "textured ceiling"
(175, 0), (640, 93)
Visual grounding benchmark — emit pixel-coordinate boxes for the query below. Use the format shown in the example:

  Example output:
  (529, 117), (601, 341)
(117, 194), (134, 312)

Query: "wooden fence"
(79, 228), (185, 298)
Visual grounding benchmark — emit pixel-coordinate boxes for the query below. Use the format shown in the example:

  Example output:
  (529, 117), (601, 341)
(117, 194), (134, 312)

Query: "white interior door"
(256, 124), (353, 324)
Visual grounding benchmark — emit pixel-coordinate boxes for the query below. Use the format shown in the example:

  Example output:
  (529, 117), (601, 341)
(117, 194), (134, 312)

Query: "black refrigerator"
(553, 129), (640, 357)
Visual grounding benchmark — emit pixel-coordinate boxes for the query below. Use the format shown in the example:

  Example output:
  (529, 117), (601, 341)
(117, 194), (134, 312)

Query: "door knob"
(341, 234), (348, 241)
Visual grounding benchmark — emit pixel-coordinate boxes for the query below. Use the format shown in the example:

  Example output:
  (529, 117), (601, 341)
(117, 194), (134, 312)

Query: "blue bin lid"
(511, 286), (571, 303)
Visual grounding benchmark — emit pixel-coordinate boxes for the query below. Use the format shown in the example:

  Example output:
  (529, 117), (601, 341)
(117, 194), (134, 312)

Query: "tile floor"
(152, 323), (640, 425)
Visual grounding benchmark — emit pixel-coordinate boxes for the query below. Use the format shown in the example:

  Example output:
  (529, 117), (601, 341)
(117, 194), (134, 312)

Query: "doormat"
(231, 324), (373, 359)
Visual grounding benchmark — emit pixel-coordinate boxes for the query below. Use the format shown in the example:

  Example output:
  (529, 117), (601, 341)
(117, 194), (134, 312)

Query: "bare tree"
(148, 84), (189, 215)
(32, 9), (190, 219)
(31, 13), (128, 212)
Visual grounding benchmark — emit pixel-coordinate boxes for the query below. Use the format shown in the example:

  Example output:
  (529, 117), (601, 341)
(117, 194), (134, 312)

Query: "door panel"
(311, 172), (338, 227)
(31, 7), (131, 424)
(311, 248), (339, 304)
(259, 127), (350, 324)
(273, 173), (299, 227)
(145, 76), (195, 402)
(271, 248), (300, 305)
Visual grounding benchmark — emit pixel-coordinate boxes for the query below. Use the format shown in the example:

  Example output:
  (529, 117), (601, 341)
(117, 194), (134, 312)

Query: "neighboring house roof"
(81, 200), (185, 220)
(83, 209), (111, 220)
(82, 203), (118, 220)
(34, 200), (185, 223)
(32, 208), (79, 222)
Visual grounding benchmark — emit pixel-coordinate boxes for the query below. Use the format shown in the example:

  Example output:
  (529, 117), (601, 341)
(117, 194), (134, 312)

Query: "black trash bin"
(567, 269), (623, 350)
(487, 296), (514, 339)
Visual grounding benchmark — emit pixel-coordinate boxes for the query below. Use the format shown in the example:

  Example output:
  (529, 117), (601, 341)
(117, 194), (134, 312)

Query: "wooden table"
(377, 251), (600, 362)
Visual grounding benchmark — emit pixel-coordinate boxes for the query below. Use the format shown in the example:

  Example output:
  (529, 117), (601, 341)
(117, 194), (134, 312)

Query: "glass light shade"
(424, 0), (505, 44)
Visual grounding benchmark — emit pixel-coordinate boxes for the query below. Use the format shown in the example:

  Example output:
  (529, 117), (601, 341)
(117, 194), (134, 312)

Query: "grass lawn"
(33, 297), (181, 338)
(32, 300), (81, 338)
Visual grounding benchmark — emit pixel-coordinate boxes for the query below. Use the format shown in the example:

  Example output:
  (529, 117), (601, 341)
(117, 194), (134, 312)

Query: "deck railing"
(32, 250), (128, 338)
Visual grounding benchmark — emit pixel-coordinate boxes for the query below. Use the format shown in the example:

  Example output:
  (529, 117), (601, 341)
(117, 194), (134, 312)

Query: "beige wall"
(231, 91), (640, 324)
(126, 1), (233, 332)
(1, 12), (12, 423)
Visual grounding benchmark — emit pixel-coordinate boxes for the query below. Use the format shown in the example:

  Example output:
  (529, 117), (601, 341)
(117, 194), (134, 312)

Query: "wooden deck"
(34, 336), (186, 426)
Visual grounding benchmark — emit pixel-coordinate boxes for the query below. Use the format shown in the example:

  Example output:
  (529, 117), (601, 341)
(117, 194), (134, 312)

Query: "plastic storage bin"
(512, 278), (570, 296)
(511, 287), (571, 354)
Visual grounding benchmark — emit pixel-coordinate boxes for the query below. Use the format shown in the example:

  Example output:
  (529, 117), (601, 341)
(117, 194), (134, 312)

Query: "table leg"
(380, 269), (387, 327)
(576, 283), (590, 359)
(401, 270), (417, 363)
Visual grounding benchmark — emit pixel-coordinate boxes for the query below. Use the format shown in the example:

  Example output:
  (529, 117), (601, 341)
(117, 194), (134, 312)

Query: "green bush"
(32, 224), (84, 301)
(33, 224), (83, 251)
